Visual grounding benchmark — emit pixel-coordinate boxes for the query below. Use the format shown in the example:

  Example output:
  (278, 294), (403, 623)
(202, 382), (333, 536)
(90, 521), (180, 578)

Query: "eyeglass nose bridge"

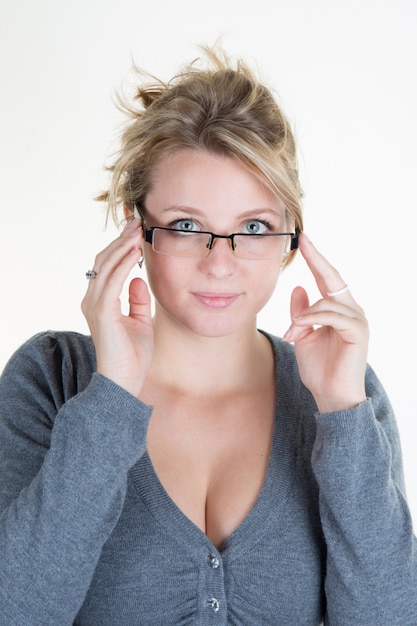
(206, 233), (237, 253)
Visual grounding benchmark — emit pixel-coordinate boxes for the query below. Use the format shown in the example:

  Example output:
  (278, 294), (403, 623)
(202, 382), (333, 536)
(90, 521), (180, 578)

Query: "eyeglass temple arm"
(290, 228), (300, 250)
(132, 205), (153, 243)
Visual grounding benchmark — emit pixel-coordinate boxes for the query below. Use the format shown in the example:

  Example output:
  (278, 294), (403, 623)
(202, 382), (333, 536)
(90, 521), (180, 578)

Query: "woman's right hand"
(81, 218), (154, 397)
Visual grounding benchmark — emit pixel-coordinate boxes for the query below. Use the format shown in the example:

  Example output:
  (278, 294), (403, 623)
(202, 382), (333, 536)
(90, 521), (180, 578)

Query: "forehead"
(146, 149), (283, 217)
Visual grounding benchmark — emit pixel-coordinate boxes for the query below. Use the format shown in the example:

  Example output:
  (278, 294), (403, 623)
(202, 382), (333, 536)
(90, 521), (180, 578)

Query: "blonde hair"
(98, 47), (303, 265)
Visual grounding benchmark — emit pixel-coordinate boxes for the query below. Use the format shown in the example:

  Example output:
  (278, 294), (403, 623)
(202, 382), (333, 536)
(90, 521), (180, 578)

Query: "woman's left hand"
(284, 233), (369, 414)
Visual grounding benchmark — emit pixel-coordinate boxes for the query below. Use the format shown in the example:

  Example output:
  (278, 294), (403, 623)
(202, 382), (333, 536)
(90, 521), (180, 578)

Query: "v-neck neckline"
(130, 334), (299, 561)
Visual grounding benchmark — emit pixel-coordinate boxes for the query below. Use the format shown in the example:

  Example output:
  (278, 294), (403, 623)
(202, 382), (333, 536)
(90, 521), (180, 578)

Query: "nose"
(206, 233), (235, 253)
(198, 236), (236, 278)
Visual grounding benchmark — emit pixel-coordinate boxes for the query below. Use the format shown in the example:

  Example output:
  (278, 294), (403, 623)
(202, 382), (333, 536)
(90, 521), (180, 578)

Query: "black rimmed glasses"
(140, 218), (299, 260)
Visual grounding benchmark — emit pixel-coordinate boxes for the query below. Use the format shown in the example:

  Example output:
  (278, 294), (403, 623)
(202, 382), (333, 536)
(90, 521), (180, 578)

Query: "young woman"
(0, 48), (416, 625)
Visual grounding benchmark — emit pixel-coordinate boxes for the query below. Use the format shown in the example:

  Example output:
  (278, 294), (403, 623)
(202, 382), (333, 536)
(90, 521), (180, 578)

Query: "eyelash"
(168, 218), (275, 232)
(248, 219), (273, 230)
(169, 219), (198, 230)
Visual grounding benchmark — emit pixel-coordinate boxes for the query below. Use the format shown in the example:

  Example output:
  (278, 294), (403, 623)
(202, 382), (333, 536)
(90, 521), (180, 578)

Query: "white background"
(1, 1), (416, 519)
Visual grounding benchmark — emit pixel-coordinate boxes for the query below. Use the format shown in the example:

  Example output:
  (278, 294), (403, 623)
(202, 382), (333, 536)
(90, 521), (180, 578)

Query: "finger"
(103, 246), (143, 290)
(284, 286), (313, 343)
(295, 297), (363, 321)
(298, 233), (353, 304)
(119, 217), (143, 240)
(285, 289), (365, 344)
(128, 277), (152, 321)
(292, 308), (366, 336)
(290, 286), (310, 320)
(82, 246), (143, 323)
(291, 296), (369, 346)
(87, 223), (143, 285)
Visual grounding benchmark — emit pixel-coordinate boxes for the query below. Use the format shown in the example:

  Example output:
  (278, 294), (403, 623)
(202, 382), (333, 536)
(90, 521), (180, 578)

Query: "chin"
(181, 312), (257, 340)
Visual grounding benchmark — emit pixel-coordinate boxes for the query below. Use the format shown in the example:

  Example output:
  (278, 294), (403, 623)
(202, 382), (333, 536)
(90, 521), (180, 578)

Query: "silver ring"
(86, 270), (98, 280)
(327, 284), (349, 297)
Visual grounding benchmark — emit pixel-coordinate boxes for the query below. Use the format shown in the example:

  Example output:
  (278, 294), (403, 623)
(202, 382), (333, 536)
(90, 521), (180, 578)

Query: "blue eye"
(243, 220), (270, 235)
(171, 219), (200, 232)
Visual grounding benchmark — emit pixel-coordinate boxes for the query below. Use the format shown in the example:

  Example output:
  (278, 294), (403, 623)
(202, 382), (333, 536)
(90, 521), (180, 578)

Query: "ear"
(123, 205), (134, 220)
(123, 204), (142, 222)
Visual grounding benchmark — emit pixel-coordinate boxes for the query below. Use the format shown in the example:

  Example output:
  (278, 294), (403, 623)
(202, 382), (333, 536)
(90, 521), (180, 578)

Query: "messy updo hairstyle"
(98, 46), (303, 266)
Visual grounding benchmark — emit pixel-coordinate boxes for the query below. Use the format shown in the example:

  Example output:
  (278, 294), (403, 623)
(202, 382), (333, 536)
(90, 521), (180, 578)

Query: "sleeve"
(0, 333), (153, 625)
(311, 365), (417, 626)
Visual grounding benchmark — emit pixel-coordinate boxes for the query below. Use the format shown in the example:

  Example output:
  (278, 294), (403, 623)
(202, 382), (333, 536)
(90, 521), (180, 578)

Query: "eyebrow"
(159, 205), (283, 219)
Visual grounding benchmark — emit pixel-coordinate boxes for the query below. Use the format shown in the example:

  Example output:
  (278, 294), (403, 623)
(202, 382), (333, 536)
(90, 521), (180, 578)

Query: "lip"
(192, 291), (241, 308)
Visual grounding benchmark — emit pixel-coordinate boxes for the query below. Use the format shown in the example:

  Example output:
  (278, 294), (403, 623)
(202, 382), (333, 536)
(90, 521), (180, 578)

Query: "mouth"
(192, 291), (241, 309)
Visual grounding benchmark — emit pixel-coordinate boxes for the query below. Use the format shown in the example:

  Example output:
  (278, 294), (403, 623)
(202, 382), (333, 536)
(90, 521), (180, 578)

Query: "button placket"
(201, 549), (224, 619)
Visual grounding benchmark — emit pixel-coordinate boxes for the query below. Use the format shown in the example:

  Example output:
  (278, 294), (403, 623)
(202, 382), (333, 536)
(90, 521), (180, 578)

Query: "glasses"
(141, 220), (299, 260)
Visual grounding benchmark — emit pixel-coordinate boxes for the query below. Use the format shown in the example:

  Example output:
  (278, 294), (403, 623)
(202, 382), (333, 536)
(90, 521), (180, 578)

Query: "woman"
(0, 48), (416, 625)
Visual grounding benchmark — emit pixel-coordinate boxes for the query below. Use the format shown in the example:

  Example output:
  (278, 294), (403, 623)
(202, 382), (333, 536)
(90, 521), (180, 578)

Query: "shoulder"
(262, 331), (296, 360)
(261, 330), (389, 407)
(1, 330), (96, 402)
(259, 329), (316, 415)
(5, 330), (95, 370)
(259, 330), (302, 383)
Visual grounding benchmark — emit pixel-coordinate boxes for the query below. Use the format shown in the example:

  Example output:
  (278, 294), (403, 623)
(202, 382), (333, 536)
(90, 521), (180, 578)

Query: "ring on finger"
(86, 269), (98, 280)
(327, 284), (349, 297)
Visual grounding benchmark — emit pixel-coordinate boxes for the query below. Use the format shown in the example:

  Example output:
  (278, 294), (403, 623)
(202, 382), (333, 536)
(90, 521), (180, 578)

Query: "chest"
(146, 389), (275, 549)
(76, 445), (325, 625)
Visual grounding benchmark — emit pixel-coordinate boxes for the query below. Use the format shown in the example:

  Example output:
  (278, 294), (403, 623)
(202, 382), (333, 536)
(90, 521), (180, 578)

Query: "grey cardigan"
(0, 330), (416, 625)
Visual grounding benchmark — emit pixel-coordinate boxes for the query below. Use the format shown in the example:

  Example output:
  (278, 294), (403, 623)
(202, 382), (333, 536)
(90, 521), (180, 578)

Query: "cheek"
(144, 252), (186, 301)
(144, 255), (168, 296)
(261, 267), (282, 301)
(144, 249), (282, 310)
(246, 261), (282, 305)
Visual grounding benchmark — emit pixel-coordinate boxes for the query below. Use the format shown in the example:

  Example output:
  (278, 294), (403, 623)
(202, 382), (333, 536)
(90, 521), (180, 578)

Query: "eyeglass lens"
(151, 228), (290, 259)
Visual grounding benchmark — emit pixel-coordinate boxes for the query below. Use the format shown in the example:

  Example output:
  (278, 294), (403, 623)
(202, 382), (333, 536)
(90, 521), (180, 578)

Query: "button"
(207, 553), (220, 569)
(207, 597), (220, 612)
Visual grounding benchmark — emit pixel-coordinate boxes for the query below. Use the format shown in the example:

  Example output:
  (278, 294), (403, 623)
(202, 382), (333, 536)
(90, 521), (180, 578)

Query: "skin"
(82, 149), (369, 546)
(82, 149), (368, 415)
(142, 150), (286, 343)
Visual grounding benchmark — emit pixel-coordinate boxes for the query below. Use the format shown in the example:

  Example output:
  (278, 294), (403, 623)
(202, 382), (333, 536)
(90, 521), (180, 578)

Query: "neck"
(148, 311), (272, 398)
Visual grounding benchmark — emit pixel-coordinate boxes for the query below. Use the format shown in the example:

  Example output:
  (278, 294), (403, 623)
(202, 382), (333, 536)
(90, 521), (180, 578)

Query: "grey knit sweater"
(0, 330), (416, 625)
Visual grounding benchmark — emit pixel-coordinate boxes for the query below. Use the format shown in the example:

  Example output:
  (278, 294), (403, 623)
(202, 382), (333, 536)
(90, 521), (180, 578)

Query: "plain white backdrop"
(1, 0), (416, 518)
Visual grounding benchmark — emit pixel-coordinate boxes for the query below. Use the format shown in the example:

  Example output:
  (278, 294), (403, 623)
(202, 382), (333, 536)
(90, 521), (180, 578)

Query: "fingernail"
(283, 327), (292, 341)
